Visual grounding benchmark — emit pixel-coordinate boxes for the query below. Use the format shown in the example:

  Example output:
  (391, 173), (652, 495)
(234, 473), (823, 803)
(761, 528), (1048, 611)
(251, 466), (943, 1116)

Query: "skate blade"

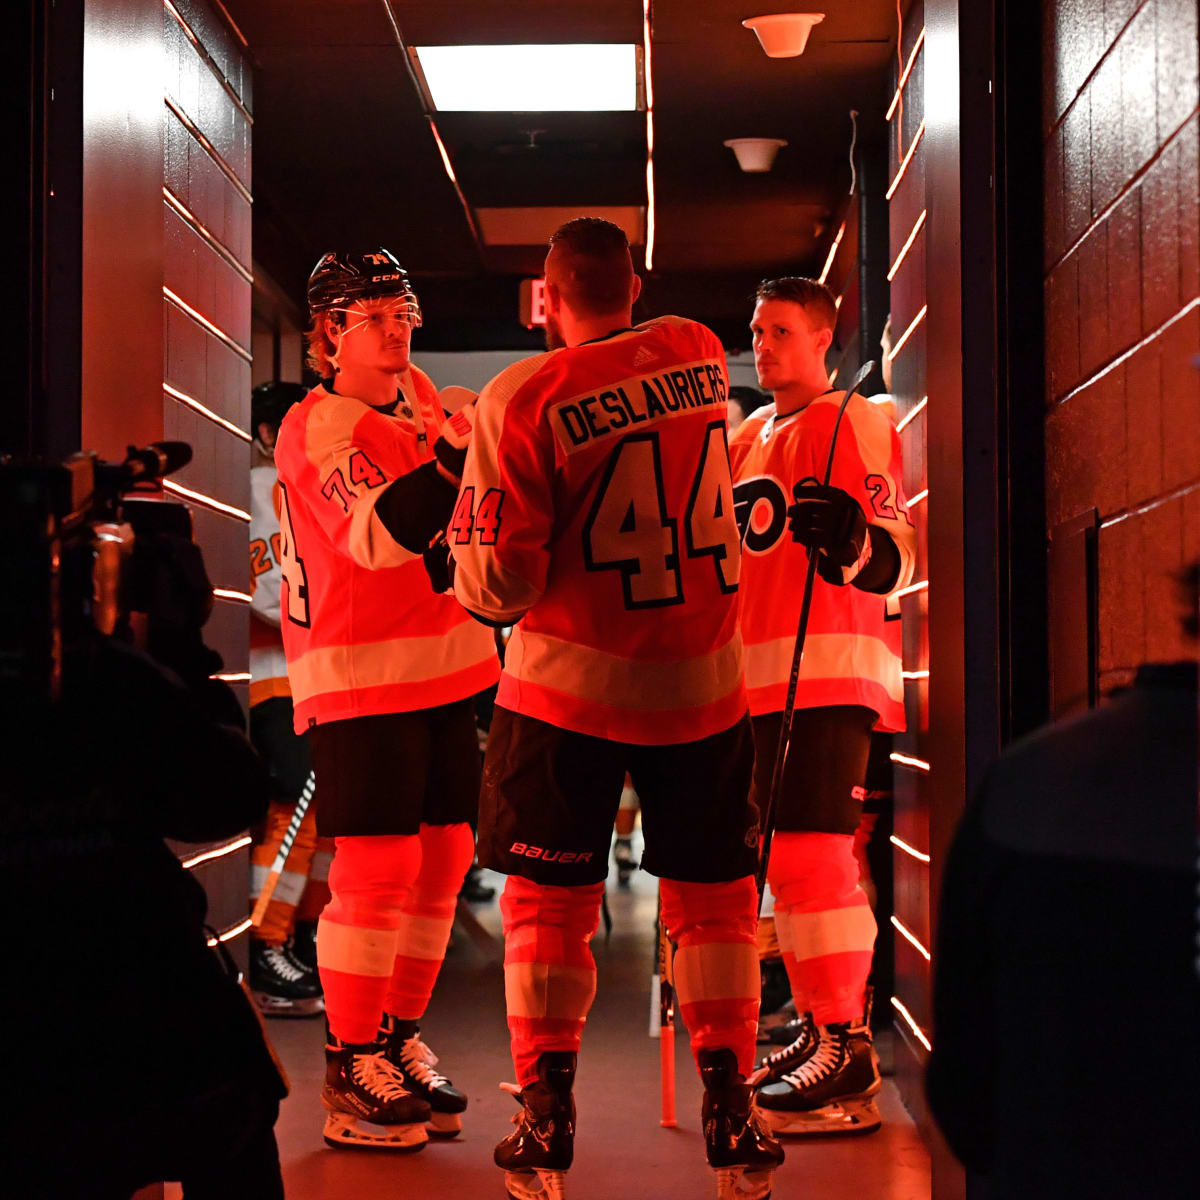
(715, 1165), (775, 1200)
(427, 1110), (463, 1137)
(254, 994), (325, 1018)
(322, 1111), (428, 1151)
(755, 1097), (881, 1137)
(504, 1168), (567, 1199)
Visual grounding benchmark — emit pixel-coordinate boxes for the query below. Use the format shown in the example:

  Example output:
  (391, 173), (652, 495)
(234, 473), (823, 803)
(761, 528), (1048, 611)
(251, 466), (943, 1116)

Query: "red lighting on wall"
(891, 995), (932, 1052)
(890, 834), (931, 864)
(212, 586), (252, 603)
(163, 478), (251, 522)
(888, 208), (926, 281)
(818, 219), (847, 285)
(643, 0), (656, 271)
(890, 750), (932, 772)
(885, 27), (926, 121)
(896, 395), (928, 432)
(890, 914), (932, 962)
(886, 120), (925, 200)
(181, 835), (252, 870)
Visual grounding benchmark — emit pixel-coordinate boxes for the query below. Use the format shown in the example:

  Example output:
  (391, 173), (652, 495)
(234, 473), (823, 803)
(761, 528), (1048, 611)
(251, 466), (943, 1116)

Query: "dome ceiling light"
(741, 13), (826, 58)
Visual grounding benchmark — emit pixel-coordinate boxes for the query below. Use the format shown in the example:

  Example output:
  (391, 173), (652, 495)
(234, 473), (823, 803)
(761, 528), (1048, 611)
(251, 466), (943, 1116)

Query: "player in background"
(731, 278), (915, 1136)
(274, 250), (499, 1151)
(247, 381), (331, 1016)
(447, 218), (783, 1200)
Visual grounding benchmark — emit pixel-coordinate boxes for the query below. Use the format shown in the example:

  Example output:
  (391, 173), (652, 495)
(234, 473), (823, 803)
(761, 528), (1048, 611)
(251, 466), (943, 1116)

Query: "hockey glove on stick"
(423, 531), (456, 594)
(432, 398), (476, 487)
(787, 482), (871, 586)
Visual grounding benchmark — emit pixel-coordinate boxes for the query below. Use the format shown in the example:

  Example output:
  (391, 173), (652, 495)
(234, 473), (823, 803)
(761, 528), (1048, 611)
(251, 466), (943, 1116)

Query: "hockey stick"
(250, 769), (316, 927)
(656, 900), (677, 1127)
(754, 360), (879, 903)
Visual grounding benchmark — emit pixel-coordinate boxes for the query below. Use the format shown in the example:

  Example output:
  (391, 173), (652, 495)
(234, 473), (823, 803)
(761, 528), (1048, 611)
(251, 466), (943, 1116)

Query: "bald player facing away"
(443, 218), (783, 1200)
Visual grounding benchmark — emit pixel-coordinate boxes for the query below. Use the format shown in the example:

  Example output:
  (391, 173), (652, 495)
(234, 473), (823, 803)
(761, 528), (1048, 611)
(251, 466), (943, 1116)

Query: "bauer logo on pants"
(510, 842), (594, 865)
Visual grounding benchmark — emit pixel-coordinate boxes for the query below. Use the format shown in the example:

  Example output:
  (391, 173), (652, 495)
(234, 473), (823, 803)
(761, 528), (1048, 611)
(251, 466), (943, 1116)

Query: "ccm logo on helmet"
(370, 272), (402, 283)
(510, 842), (594, 865)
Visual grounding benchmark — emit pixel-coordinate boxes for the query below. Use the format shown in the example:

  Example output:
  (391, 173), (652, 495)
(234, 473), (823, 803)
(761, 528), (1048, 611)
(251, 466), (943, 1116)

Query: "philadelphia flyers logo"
(732, 475), (788, 555)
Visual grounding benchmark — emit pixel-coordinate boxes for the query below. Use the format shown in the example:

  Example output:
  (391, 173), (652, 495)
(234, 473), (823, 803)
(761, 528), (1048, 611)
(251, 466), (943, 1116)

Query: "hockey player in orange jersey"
(731, 277), (915, 1136)
(273, 250), (499, 1151)
(445, 218), (783, 1200)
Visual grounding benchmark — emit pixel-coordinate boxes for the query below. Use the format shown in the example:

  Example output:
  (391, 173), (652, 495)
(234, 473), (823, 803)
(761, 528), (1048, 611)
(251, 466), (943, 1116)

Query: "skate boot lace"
(765, 1021), (813, 1067)
(399, 1034), (450, 1089)
(351, 1050), (416, 1103)
(780, 1030), (842, 1089)
(264, 945), (304, 982)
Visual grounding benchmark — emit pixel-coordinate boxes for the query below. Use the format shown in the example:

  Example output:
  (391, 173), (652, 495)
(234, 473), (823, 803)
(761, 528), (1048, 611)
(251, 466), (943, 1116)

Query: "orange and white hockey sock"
(660, 876), (760, 1077)
(383, 822), (475, 1020)
(295, 836), (334, 925)
(318, 834), (422, 1044)
(501, 876), (604, 1087)
(250, 800), (319, 946)
(768, 831), (877, 1026)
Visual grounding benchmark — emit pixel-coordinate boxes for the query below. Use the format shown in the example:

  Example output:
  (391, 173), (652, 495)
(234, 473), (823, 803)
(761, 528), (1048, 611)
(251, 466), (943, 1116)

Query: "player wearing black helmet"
(273, 250), (498, 1151)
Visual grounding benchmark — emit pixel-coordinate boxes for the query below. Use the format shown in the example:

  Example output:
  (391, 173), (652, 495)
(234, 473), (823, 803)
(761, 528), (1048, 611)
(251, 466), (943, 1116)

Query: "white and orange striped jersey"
(450, 316), (747, 745)
(248, 464), (290, 709)
(273, 368), (498, 733)
(729, 392), (915, 730)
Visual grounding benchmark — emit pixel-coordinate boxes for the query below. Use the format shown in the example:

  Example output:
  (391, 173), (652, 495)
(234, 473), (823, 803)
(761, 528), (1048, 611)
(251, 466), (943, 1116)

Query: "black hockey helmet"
(306, 248), (422, 327)
(250, 381), (308, 439)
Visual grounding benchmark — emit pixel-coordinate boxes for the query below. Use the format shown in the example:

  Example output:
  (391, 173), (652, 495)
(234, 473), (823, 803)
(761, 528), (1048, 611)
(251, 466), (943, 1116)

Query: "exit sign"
(519, 277), (546, 327)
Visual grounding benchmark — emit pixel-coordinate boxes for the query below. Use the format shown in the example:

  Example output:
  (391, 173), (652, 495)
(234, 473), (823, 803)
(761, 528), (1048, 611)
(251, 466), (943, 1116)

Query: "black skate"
(747, 1011), (817, 1087)
(766, 1014), (811, 1046)
(612, 837), (639, 887)
(289, 921), (318, 972)
(754, 1018), (881, 1136)
(494, 1051), (575, 1200)
(249, 940), (324, 1018)
(701, 1048), (785, 1200)
(322, 1031), (431, 1151)
(380, 1014), (468, 1136)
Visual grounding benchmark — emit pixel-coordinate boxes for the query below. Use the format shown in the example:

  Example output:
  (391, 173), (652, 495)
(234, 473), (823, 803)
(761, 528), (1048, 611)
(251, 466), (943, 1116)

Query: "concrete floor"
(265, 855), (931, 1200)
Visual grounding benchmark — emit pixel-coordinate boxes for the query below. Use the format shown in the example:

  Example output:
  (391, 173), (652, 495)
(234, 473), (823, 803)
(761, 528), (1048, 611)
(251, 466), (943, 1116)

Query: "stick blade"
(843, 357), (878, 401)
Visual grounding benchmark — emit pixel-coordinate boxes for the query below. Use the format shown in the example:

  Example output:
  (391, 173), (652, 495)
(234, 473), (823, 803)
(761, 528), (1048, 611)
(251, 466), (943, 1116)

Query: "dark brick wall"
(1043, 0), (1200, 690)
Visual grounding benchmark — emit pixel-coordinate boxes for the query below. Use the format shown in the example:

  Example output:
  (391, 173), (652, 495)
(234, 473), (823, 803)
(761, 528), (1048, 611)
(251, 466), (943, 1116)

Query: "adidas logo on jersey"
(632, 345), (659, 369)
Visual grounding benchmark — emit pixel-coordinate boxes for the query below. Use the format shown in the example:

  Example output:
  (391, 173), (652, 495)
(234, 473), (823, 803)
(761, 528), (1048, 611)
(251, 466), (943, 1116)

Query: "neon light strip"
(891, 995), (932, 1052)
(162, 187), (252, 283)
(896, 395), (928, 432)
(908, 487), (929, 506)
(164, 96), (252, 205)
(885, 119), (925, 200)
(211, 0), (249, 47)
(834, 292), (844, 311)
(212, 587), (252, 603)
(818, 220), (847, 285)
(429, 120), (457, 184)
(891, 750), (931, 772)
(888, 208), (926, 280)
(211, 671), (252, 682)
(163, 287), (252, 362)
(181, 834), (252, 870)
(643, 0), (656, 272)
(889, 578), (928, 602)
(888, 304), (927, 362)
(885, 27), (926, 120)
(163, 478), (251, 522)
(890, 834), (931, 864)
(163, 382), (252, 443)
(901, 668), (929, 680)
(206, 917), (252, 947)
(164, 0), (253, 124)
(829, 368), (839, 384)
(891, 915), (932, 961)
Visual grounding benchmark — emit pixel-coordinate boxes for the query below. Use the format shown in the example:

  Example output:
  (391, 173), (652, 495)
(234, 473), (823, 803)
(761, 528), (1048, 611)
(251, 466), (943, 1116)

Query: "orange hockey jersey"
(450, 316), (747, 745)
(273, 369), (498, 733)
(729, 392), (916, 731)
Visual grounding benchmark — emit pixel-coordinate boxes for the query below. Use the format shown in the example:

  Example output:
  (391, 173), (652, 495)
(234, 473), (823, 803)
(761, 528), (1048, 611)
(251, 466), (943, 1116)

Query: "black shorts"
(478, 707), (759, 887)
(307, 700), (481, 838)
(752, 705), (875, 836)
(249, 695), (313, 805)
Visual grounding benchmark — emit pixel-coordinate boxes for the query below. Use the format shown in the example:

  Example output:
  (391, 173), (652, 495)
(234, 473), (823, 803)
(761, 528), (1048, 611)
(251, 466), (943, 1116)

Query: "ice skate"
(380, 1013), (468, 1136)
(289, 921), (319, 972)
(494, 1051), (575, 1200)
(747, 1011), (816, 1086)
(321, 1031), (431, 1151)
(612, 837), (639, 887)
(700, 1048), (784, 1200)
(766, 1014), (810, 1046)
(249, 940), (324, 1018)
(754, 1017), (881, 1136)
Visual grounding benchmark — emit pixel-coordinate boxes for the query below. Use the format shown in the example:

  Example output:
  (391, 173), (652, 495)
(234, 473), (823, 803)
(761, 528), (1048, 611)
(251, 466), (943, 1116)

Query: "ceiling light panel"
(413, 44), (640, 112)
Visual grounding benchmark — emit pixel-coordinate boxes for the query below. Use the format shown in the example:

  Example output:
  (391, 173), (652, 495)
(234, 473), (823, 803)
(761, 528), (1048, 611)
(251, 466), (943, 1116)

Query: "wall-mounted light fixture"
(741, 13), (825, 58)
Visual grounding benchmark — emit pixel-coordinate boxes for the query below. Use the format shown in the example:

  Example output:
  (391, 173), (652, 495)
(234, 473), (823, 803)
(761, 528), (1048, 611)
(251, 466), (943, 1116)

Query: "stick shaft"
(250, 771), (316, 928)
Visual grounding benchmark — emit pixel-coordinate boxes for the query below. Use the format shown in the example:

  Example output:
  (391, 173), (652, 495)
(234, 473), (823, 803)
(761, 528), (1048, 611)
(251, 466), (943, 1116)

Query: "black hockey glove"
(432, 401), (475, 488)
(423, 532), (456, 594)
(787, 482), (871, 587)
